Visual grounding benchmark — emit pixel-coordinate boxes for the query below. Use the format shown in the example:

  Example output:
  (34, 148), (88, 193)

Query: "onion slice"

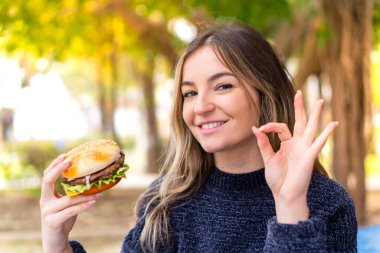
(85, 175), (91, 189)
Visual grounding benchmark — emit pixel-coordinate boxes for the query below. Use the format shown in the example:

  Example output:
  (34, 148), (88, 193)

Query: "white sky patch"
(0, 57), (23, 109)
(13, 71), (88, 141)
(168, 17), (197, 43)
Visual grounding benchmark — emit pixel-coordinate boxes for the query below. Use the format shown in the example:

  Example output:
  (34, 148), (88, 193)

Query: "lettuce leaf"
(61, 165), (129, 195)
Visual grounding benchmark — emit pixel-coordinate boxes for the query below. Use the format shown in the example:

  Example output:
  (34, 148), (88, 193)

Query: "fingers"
(293, 90), (329, 146)
(311, 121), (339, 154)
(54, 189), (63, 198)
(44, 154), (67, 175)
(42, 198), (98, 231)
(53, 200), (96, 222)
(41, 194), (101, 223)
(41, 155), (71, 203)
(258, 123), (292, 142)
(39, 154), (101, 250)
(303, 99), (324, 145)
(52, 195), (101, 215)
(252, 126), (275, 164)
(293, 90), (307, 137)
(43, 158), (71, 189)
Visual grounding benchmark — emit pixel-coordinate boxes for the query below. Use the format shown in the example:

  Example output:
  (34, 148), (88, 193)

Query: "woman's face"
(181, 46), (260, 154)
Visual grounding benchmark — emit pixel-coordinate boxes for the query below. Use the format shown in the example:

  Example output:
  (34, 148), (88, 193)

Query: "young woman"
(40, 22), (357, 252)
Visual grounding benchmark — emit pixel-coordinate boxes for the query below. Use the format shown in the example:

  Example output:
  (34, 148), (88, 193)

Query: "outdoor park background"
(0, 0), (380, 252)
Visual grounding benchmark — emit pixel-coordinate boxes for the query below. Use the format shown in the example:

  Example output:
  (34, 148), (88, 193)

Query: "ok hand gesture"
(252, 90), (338, 224)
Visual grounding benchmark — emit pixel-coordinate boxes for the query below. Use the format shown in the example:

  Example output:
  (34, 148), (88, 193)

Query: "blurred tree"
(0, 0), (378, 218)
(103, 0), (178, 172)
(256, 0), (375, 223)
(320, 0), (373, 224)
(0, 0), (177, 172)
(0, 0), (292, 173)
(0, 0), (122, 139)
(189, 0), (377, 223)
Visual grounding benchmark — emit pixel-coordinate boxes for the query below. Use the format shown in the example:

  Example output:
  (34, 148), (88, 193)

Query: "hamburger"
(61, 139), (129, 196)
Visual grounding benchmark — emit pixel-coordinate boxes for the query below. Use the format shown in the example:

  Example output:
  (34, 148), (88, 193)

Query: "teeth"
(202, 122), (224, 129)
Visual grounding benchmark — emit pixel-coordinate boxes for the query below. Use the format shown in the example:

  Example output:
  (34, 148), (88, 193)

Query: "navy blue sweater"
(70, 167), (357, 252)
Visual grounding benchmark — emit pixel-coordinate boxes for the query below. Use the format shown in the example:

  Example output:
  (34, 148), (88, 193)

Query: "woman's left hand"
(252, 90), (338, 224)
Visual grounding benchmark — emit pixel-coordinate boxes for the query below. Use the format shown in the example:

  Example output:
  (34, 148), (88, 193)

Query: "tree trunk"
(96, 61), (108, 134)
(321, 0), (373, 224)
(292, 19), (322, 90)
(96, 57), (117, 139)
(139, 54), (162, 173)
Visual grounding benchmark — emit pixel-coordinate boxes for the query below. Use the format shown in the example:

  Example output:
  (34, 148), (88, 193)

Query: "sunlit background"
(0, 15), (197, 190)
(0, 0), (380, 252)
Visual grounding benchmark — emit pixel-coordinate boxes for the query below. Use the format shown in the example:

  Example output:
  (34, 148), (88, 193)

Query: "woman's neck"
(213, 143), (264, 174)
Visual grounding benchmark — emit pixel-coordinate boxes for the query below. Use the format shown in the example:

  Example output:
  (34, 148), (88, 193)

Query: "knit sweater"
(70, 167), (357, 252)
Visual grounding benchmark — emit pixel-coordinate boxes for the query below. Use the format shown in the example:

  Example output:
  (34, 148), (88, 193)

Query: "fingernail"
(57, 153), (67, 160)
(259, 126), (265, 131)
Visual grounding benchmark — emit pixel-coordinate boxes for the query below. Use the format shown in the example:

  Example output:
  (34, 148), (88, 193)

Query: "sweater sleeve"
(263, 203), (357, 252)
(69, 240), (87, 253)
(263, 217), (327, 252)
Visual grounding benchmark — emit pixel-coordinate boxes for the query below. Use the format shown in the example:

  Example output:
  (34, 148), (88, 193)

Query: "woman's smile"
(200, 121), (225, 130)
(181, 46), (261, 154)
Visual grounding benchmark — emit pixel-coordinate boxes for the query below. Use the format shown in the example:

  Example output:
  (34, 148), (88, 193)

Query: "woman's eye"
(182, 90), (197, 98)
(216, 83), (233, 91)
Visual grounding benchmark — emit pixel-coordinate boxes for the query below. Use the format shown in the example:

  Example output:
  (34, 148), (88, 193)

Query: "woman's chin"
(201, 144), (223, 154)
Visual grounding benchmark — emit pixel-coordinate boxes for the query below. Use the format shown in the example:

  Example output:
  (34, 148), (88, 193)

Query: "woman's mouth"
(200, 121), (226, 129)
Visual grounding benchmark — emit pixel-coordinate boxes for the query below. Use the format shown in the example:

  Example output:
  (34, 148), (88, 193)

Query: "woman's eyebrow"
(181, 71), (235, 87)
(181, 81), (193, 87)
(207, 71), (235, 83)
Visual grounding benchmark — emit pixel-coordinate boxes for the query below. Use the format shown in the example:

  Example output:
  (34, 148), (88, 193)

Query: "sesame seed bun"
(62, 139), (121, 180)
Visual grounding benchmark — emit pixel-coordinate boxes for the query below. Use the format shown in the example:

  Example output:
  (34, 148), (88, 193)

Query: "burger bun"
(62, 139), (121, 180)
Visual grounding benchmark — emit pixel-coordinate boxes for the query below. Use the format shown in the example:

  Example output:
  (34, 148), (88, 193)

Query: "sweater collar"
(206, 166), (267, 192)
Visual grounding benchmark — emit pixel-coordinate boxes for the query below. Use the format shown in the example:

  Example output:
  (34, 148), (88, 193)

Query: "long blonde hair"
(136, 21), (327, 252)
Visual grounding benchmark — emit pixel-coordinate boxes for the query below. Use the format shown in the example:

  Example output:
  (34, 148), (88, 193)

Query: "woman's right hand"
(40, 154), (101, 253)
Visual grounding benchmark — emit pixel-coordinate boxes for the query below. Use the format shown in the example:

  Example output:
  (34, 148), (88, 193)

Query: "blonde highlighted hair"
(136, 21), (327, 252)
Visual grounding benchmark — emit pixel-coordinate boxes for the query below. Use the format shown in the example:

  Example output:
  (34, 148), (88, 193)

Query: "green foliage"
(315, 19), (333, 49)
(0, 0), (295, 72)
(373, 0), (380, 44)
(1, 141), (61, 177)
(0, 153), (37, 180)
(0, 0), (128, 60)
(187, 0), (292, 35)
(1, 0), (378, 186)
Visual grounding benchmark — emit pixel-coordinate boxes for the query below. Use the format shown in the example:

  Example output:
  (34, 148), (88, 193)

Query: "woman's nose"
(193, 94), (215, 115)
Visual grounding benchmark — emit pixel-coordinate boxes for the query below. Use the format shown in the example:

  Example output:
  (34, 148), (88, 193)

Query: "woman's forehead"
(182, 47), (231, 79)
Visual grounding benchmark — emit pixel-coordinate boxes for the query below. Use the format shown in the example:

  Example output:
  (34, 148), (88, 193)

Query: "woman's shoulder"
(308, 172), (355, 212)
(308, 172), (358, 243)
(135, 177), (162, 217)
